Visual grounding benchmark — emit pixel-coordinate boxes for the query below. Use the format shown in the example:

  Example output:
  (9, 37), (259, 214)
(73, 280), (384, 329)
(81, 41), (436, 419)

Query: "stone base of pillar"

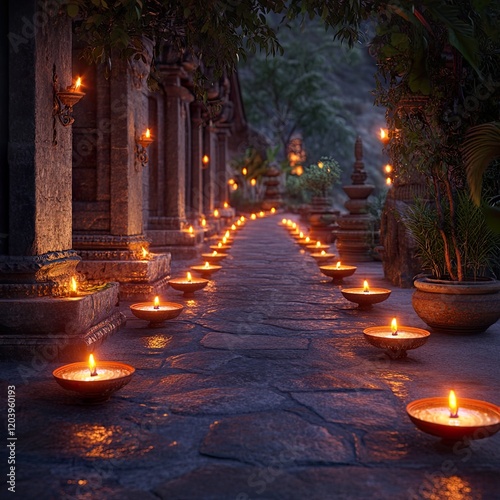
(334, 222), (378, 263)
(73, 234), (172, 300)
(147, 229), (205, 259)
(0, 283), (125, 361)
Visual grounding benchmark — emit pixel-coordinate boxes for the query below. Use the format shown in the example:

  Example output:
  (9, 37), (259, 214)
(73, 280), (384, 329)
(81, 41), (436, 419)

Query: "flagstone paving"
(1, 214), (500, 499)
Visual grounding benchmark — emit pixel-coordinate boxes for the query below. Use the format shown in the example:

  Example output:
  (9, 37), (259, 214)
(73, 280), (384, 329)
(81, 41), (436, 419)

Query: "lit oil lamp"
(240, 216), (245, 222)
(213, 209), (220, 218)
(259, 211), (265, 217)
(190, 261), (222, 279)
(201, 250), (228, 264)
(319, 261), (357, 281)
(168, 271), (208, 296)
(251, 213), (257, 220)
(188, 225), (194, 235)
(53, 353), (135, 403)
(209, 242), (231, 252)
(231, 223), (237, 231)
(341, 279), (391, 308)
(363, 317), (430, 359)
(293, 230), (305, 241)
(310, 249), (336, 265)
(141, 246), (149, 259)
(407, 390), (500, 443)
(201, 218), (207, 228)
(297, 236), (312, 247)
(221, 236), (231, 247)
(236, 220), (242, 227)
(69, 276), (78, 297)
(306, 241), (330, 253)
(270, 207), (276, 214)
(379, 127), (389, 144)
(130, 295), (184, 327)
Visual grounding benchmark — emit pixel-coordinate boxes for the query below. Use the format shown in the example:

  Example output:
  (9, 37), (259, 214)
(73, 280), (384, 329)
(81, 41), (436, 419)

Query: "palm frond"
(462, 122), (500, 205)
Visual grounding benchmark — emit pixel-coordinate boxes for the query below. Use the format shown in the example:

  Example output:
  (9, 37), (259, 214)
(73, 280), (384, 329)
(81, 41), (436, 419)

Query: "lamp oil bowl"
(130, 296), (184, 327)
(407, 391), (500, 444)
(310, 251), (336, 265)
(363, 318), (430, 359)
(201, 251), (228, 264)
(168, 272), (208, 296)
(210, 243), (231, 252)
(306, 242), (330, 253)
(53, 354), (134, 403)
(190, 262), (222, 279)
(341, 280), (391, 308)
(319, 262), (357, 281)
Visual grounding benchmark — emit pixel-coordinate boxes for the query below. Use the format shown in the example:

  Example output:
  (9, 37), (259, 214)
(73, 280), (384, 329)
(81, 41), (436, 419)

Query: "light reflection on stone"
(379, 372), (411, 399)
(420, 475), (472, 500)
(143, 335), (172, 350)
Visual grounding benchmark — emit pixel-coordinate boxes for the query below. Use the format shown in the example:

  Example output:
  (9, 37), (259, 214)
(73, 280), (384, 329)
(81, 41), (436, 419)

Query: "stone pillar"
(190, 102), (204, 221)
(203, 125), (218, 216)
(261, 164), (283, 210)
(146, 65), (203, 258)
(334, 137), (377, 262)
(215, 126), (231, 207)
(71, 55), (171, 300)
(0, 1), (123, 360)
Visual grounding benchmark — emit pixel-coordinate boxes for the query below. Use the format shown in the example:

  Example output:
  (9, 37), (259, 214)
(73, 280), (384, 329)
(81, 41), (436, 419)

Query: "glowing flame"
(187, 272), (192, 282)
(222, 237), (227, 244)
(201, 218), (206, 227)
(250, 179), (256, 186)
(212, 250), (217, 255)
(316, 241), (321, 247)
(386, 177), (393, 186)
(70, 277), (78, 295)
(259, 211), (264, 217)
(292, 223), (297, 229)
(217, 242), (222, 248)
(321, 250), (326, 255)
(242, 167), (247, 176)
(225, 231), (230, 238)
(145, 128), (151, 139)
(299, 232), (304, 238)
(318, 161), (324, 168)
(224, 202), (229, 208)
(384, 164), (392, 174)
(75, 77), (82, 91)
(188, 225), (193, 234)
(305, 236), (310, 243)
(237, 220), (241, 226)
(336, 261), (341, 269)
(287, 220), (292, 226)
(154, 296), (160, 309)
(202, 154), (209, 165)
(141, 246), (148, 259)
(204, 261), (210, 269)
(271, 207), (276, 214)
(282, 218), (287, 224)
(391, 318), (398, 336)
(240, 216), (245, 222)
(449, 390), (459, 418)
(88, 354), (97, 376)
(363, 280), (370, 293)
(380, 128), (388, 140)
(213, 209), (219, 217)
(231, 224), (236, 230)
(232, 183), (238, 191)
(251, 213), (256, 220)
(228, 179), (235, 185)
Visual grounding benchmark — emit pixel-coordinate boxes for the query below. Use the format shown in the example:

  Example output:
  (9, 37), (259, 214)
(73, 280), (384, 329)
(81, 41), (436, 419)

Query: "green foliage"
(238, 16), (359, 163)
(403, 193), (500, 280)
(285, 174), (306, 202)
(300, 156), (341, 197)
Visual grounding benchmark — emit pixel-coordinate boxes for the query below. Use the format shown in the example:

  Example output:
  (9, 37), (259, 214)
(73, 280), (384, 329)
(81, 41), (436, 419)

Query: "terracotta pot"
(412, 277), (500, 334)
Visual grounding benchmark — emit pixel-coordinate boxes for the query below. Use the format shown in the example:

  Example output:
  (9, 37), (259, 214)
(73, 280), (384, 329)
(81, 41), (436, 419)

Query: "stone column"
(215, 126), (231, 207)
(190, 101), (204, 221)
(146, 65), (203, 258)
(71, 56), (171, 300)
(203, 125), (217, 216)
(0, 1), (123, 359)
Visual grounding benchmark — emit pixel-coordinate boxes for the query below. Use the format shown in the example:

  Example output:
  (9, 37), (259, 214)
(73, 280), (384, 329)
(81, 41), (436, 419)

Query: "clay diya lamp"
(292, 230), (305, 241)
(341, 279), (391, 308)
(168, 272), (208, 296)
(363, 318), (430, 359)
(53, 354), (134, 403)
(190, 261), (222, 279)
(407, 390), (500, 444)
(306, 241), (330, 253)
(201, 250), (228, 264)
(209, 243), (231, 252)
(310, 249), (336, 265)
(130, 295), (184, 327)
(297, 236), (313, 248)
(319, 261), (357, 281)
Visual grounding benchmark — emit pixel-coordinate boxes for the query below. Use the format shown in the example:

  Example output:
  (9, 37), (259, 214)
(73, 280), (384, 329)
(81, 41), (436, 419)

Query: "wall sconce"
(52, 66), (85, 145)
(202, 154), (210, 169)
(135, 128), (154, 170)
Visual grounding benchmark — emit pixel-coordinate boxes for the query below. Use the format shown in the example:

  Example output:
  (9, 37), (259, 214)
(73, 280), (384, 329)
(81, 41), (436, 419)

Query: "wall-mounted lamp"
(202, 154), (210, 169)
(135, 128), (154, 170)
(52, 66), (85, 145)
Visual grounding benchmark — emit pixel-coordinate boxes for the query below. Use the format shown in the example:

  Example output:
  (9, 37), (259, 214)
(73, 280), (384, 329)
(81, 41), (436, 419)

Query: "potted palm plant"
(373, 0), (500, 334)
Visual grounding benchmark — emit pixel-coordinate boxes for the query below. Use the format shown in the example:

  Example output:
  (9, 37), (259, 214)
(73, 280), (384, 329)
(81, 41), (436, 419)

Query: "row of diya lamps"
(282, 218), (500, 445)
(53, 212), (254, 404)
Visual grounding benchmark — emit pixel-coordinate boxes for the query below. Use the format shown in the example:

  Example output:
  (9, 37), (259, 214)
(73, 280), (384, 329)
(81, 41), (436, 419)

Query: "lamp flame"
(251, 213), (256, 220)
(204, 261), (210, 269)
(386, 177), (393, 186)
(212, 251), (217, 255)
(240, 216), (245, 222)
(299, 232), (304, 238)
(141, 246), (148, 259)
(316, 241), (321, 247)
(70, 277), (78, 295)
(321, 250), (326, 255)
(153, 296), (160, 310)
(449, 390), (459, 418)
(259, 211), (264, 217)
(242, 167), (247, 175)
(88, 354), (97, 377)
(224, 231), (230, 238)
(145, 128), (151, 139)
(224, 202), (229, 208)
(231, 224), (236, 230)
(318, 161), (324, 168)
(384, 164), (392, 174)
(336, 261), (341, 269)
(213, 209), (219, 217)
(380, 128), (388, 140)
(271, 207), (276, 213)
(282, 218), (287, 224)
(201, 218), (206, 227)
(305, 236), (310, 243)
(217, 242), (222, 248)
(188, 225), (193, 234)
(363, 280), (370, 293)
(222, 237), (227, 244)
(202, 154), (209, 165)
(187, 272), (192, 283)
(391, 318), (398, 336)
(250, 179), (257, 186)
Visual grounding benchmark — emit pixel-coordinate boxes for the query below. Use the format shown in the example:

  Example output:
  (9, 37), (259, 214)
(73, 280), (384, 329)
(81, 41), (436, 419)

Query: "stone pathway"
(2, 215), (500, 499)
